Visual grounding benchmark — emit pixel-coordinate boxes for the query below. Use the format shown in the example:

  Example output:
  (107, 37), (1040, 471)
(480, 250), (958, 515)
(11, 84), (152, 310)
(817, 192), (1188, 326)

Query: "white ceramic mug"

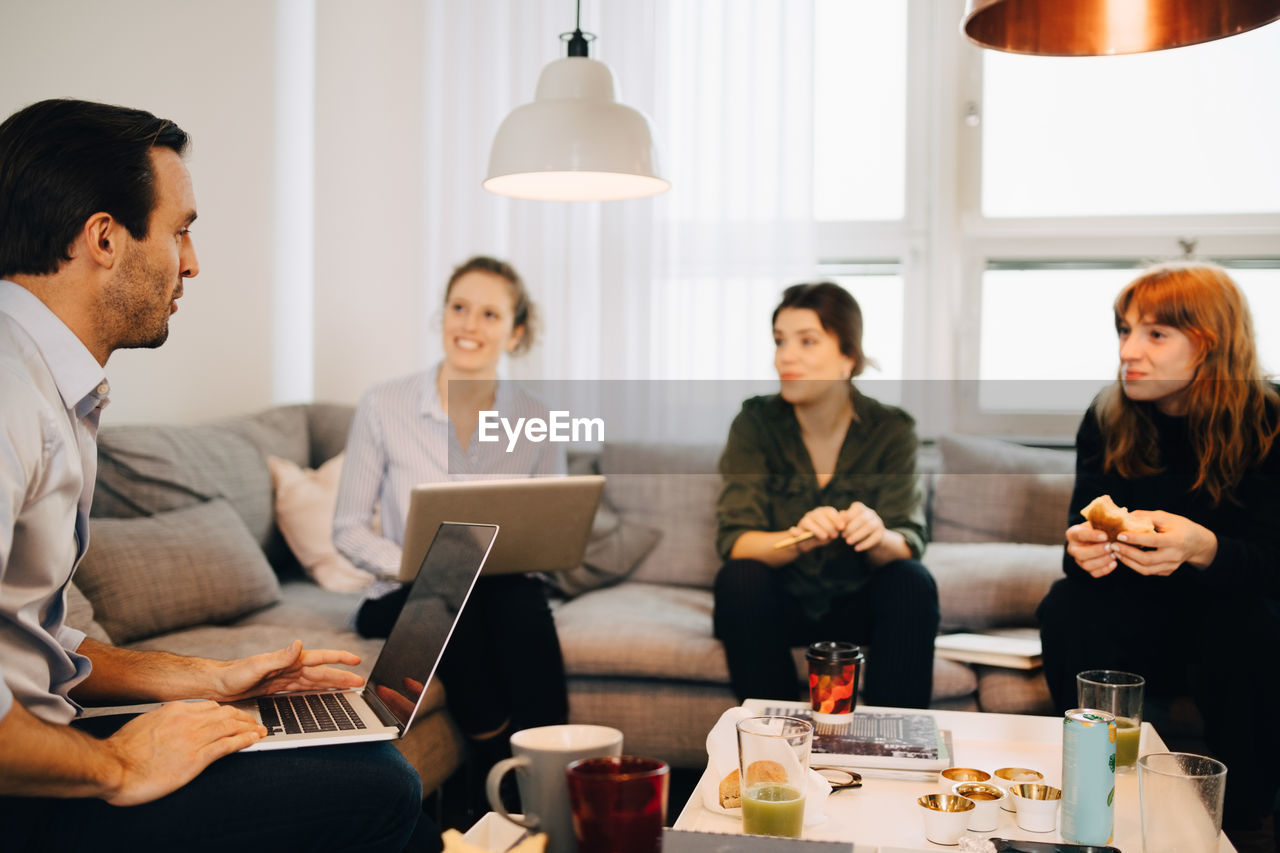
(486, 724), (623, 853)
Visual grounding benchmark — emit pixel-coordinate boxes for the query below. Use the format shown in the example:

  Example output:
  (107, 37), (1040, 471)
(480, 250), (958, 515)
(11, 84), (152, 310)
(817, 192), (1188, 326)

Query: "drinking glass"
(1078, 669), (1145, 771)
(566, 755), (669, 853)
(1139, 752), (1227, 853)
(735, 715), (813, 838)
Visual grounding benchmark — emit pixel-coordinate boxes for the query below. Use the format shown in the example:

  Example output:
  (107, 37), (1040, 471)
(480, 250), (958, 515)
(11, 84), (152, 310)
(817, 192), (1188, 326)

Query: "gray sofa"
(67, 403), (1076, 788)
(555, 435), (1074, 767)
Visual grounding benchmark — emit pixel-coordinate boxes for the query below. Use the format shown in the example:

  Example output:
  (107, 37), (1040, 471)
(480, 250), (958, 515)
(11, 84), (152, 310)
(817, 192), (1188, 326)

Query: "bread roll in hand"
(1081, 494), (1156, 541)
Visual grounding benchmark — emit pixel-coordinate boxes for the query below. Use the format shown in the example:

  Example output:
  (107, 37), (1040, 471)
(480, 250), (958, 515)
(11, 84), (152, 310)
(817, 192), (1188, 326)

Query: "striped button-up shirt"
(333, 365), (566, 579)
(0, 281), (108, 724)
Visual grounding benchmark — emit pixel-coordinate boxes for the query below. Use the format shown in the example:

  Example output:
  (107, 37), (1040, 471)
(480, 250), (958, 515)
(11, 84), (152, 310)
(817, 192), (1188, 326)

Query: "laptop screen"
(365, 522), (496, 728)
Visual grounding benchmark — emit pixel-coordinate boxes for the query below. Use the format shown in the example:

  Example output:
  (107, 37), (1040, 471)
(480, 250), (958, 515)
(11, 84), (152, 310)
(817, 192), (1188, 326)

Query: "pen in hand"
(773, 530), (816, 550)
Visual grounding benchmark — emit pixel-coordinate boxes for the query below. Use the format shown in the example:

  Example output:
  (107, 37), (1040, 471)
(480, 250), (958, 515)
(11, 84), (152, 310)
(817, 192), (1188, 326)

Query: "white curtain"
(418, 0), (820, 399)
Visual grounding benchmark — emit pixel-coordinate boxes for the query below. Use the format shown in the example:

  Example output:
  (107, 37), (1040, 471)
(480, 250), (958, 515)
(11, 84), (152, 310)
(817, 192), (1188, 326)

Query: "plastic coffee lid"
(806, 641), (864, 662)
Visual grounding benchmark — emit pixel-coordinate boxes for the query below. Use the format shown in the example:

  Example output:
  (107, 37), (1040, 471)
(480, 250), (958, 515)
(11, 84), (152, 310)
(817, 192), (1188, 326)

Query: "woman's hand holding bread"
(1112, 510), (1218, 575)
(1066, 521), (1119, 578)
(1068, 495), (1218, 577)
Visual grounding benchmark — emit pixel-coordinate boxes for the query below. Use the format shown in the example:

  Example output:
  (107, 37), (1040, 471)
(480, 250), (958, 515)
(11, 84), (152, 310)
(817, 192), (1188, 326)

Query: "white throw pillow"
(267, 454), (375, 592)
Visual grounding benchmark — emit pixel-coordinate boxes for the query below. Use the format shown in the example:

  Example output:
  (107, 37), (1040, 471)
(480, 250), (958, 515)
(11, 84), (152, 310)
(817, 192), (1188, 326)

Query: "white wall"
(0, 1), (283, 422)
(0, 0), (441, 423)
(312, 1), (428, 406)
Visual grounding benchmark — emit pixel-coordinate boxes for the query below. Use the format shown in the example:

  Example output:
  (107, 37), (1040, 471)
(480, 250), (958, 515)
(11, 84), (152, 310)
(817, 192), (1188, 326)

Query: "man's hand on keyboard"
(104, 701), (266, 806)
(209, 640), (364, 703)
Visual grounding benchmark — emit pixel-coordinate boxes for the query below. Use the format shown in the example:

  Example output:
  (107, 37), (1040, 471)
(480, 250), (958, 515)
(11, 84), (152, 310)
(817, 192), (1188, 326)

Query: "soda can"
(1061, 708), (1117, 845)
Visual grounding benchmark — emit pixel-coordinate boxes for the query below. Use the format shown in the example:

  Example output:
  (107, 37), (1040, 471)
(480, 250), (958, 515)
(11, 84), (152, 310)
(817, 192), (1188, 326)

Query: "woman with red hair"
(1038, 262), (1280, 848)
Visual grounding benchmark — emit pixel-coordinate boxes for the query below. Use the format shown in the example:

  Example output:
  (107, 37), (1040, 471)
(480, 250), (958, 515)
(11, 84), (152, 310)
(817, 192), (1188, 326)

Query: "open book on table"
(744, 699), (950, 779)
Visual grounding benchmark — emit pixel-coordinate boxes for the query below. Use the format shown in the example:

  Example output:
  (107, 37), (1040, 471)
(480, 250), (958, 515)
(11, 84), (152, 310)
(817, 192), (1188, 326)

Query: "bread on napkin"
(718, 760), (788, 808)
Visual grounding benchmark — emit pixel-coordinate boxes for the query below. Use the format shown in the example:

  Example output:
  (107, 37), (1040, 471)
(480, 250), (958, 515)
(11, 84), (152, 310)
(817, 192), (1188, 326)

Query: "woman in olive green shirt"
(714, 282), (939, 707)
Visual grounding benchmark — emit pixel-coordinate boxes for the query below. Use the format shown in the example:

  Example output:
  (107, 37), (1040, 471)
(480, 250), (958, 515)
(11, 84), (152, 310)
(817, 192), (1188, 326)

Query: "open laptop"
(236, 521), (497, 751)
(397, 476), (605, 582)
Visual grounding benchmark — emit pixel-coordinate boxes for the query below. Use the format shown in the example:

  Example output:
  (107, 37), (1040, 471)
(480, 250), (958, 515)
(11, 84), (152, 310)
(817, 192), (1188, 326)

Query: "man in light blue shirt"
(0, 99), (437, 851)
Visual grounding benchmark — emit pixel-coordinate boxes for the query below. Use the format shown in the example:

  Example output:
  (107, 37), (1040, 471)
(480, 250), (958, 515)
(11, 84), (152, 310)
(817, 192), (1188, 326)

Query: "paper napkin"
(701, 706), (830, 825)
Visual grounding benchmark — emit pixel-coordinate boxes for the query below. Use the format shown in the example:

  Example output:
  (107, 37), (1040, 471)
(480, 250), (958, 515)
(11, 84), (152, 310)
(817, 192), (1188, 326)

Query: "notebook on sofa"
(397, 476), (605, 581)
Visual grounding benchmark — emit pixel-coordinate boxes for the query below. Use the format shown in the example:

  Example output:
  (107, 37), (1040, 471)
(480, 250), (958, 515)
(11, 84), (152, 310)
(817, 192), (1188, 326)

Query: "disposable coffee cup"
(805, 641), (863, 734)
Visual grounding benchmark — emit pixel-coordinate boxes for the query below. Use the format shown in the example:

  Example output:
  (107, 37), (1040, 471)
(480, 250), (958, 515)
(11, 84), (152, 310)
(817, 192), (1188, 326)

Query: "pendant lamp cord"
(562, 0), (594, 57)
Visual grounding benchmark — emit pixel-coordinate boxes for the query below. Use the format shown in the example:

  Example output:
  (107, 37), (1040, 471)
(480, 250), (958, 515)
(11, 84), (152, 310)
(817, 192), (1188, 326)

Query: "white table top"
(673, 705), (1236, 853)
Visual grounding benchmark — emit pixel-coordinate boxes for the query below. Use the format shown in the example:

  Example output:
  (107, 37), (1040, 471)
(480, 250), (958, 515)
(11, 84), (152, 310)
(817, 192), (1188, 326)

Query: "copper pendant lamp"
(963, 0), (1280, 56)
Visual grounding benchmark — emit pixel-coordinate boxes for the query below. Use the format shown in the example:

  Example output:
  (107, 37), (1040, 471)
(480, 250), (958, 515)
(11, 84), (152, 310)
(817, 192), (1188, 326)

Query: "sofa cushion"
(555, 583), (726, 681)
(219, 406), (312, 468)
(931, 435), (1075, 545)
(599, 444), (723, 588)
(974, 665), (1055, 715)
(75, 499), (281, 644)
(65, 582), (113, 645)
(928, 541), (1063, 633)
(547, 506), (663, 598)
(94, 423), (276, 547)
(267, 454), (374, 592)
(303, 403), (357, 468)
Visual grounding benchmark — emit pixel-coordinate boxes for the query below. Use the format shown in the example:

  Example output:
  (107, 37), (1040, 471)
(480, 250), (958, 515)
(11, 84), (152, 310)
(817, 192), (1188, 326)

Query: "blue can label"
(1061, 708), (1116, 845)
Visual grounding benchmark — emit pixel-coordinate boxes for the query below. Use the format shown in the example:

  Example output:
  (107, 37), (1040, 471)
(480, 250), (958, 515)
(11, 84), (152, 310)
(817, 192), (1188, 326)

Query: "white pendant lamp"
(484, 3), (669, 202)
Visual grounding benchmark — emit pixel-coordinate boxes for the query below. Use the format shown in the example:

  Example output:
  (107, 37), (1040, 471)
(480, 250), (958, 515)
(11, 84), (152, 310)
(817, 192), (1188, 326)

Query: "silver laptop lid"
(398, 475), (604, 581)
(365, 521), (497, 731)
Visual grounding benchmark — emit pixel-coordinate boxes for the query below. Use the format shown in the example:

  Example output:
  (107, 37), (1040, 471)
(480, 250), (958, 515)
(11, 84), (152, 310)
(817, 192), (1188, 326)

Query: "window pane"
(813, 0), (906, 221)
(829, 272), (904, 382)
(978, 264), (1280, 412)
(647, 273), (903, 387)
(982, 23), (1280, 217)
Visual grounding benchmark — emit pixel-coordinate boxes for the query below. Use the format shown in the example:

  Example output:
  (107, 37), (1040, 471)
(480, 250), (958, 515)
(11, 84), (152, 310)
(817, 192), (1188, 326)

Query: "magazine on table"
(933, 632), (1043, 670)
(744, 699), (951, 776)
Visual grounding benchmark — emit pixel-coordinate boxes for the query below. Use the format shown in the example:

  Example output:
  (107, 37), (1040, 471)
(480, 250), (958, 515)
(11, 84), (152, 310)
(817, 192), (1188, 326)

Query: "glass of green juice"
(735, 715), (813, 837)
(1077, 669), (1145, 771)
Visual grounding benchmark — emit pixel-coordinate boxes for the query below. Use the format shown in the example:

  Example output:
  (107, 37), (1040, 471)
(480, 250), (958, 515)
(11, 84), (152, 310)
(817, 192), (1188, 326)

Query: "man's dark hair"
(0, 98), (190, 279)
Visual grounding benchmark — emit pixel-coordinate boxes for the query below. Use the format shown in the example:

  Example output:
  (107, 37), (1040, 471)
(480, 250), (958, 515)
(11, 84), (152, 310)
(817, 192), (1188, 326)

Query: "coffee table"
(673, 705), (1236, 852)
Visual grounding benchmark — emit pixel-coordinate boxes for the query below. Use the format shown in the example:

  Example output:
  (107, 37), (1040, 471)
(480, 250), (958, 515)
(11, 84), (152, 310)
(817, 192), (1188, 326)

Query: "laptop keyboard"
(257, 693), (368, 737)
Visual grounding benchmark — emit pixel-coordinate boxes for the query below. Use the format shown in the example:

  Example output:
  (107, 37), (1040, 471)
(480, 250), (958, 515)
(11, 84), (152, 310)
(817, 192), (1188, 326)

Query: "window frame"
(801, 1), (1280, 440)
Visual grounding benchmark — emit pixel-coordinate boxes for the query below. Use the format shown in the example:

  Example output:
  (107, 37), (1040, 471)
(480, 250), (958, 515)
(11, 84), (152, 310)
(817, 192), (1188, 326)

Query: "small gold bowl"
(953, 781), (1005, 802)
(939, 766), (991, 787)
(918, 793), (975, 812)
(1010, 782), (1062, 800)
(952, 781), (1007, 831)
(993, 766), (1044, 810)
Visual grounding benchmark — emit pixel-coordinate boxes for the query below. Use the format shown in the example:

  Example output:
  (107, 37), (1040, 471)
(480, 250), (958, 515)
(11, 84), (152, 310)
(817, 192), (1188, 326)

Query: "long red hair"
(1096, 262), (1279, 505)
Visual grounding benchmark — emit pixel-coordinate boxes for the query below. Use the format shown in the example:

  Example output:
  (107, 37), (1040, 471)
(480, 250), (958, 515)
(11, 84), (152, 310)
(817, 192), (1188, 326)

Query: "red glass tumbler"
(806, 641), (863, 734)
(566, 755), (669, 853)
